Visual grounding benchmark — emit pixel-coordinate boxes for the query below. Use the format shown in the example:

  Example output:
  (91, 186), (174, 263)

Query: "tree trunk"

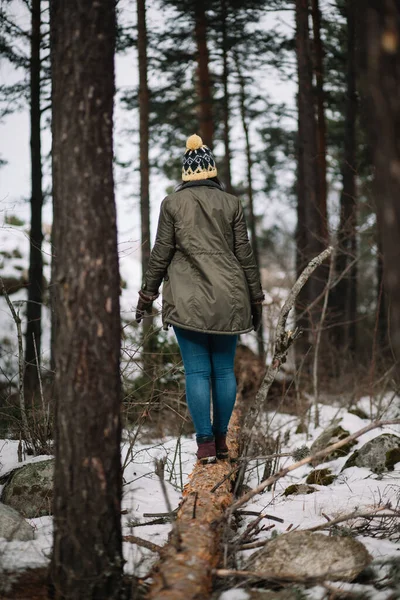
(221, 0), (233, 193)
(137, 0), (154, 369)
(295, 0), (324, 348)
(235, 52), (265, 358)
(377, 238), (388, 349)
(137, 0), (151, 277)
(194, 3), (214, 148)
(24, 0), (44, 394)
(310, 0), (328, 242)
(50, 1), (124, 598)
(358, 0), (400, 375)
(332, 0), (358, 354)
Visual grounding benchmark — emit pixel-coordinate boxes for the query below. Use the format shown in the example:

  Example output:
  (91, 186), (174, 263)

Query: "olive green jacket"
(142, 180), (263, 334)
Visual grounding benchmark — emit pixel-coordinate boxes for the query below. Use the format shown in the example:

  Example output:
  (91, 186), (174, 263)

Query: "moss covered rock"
(1, 459), (54, 518)
(386, 447), (400, 471)
(0, 502), (34, 541)
(306, 468), (336, 486)
(283, 484), (317, 496)
(310, 423), (357, 465)
(342, 434), (400, 474)
(348, 407), (369, 420)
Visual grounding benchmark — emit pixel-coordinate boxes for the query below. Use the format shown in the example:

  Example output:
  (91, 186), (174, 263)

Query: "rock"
(342, 434), (400, 474)
(1, 459), (54, 518)
(386, 447), (400, 471)
(311, 423), (357, 465)
(348, 407), (369, 420)
(283, 484), (317, 496)
(247, 531), (371, 582)
(306, 468), (336, 486)
(0, 502), (34, 541)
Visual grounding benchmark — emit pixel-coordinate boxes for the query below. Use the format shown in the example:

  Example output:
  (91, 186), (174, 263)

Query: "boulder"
(1, 459), (54, 518)
(0, 502), (34, 541)
(247, 531), (371, 582)
(310, 423), (357, 465)
(283, 484), (317, 496)
(342, 434), (400, 474)
(306, 468), (336, 486)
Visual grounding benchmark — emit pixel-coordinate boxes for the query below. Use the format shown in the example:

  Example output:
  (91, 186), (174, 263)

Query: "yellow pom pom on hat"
(182, 133), (218, 181)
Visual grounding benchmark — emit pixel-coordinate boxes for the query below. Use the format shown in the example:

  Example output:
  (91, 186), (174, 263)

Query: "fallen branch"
(312, 246), (335, 427)
(227, 419), (400, 516)
(237, 534), (275, 551)
(123, 535), (163, 554)
(306, 506), (400, 532)
(239, 248), (333, 494)
(213, 567), (323, 585)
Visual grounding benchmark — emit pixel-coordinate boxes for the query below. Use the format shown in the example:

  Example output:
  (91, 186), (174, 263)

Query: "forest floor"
(1, 379), (399, 599)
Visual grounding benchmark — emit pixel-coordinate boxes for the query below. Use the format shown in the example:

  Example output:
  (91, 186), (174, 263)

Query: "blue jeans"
(173, 326), (238, 442)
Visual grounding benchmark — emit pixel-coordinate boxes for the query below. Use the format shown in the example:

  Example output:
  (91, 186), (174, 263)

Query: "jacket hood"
(174, 179), (224, 193)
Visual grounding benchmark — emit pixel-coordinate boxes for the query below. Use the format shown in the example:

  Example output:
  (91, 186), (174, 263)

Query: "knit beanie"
(182, 134), (218, 181)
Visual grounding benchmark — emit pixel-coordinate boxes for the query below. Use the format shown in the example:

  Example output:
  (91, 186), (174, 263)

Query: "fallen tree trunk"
(147, 350), (264, 600)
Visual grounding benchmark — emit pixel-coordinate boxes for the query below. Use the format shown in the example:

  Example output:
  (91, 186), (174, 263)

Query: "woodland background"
(0, 0), (399, 599)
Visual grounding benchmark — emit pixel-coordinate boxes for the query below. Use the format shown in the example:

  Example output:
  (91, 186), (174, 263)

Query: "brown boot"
(197, 439), (217, 464)
(215, 434), (229, 460)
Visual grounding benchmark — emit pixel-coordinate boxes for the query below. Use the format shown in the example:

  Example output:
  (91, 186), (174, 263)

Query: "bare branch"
(305, 506), (399, 532)
(313, 246), (336, 427)
(123, 535), (163, 554)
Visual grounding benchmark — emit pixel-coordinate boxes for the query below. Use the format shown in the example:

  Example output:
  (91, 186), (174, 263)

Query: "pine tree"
(24, 0), (44, 392)
(357, 0), (400, 374)
(295, 0), (325, 351)
(332, 0), (357, 354)
(50, 0), (124, 596)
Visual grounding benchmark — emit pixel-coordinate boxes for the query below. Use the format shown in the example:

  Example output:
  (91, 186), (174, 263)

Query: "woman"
(136, 134), (264, 464)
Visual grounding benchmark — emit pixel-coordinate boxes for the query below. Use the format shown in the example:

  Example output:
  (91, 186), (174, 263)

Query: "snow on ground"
(0, 395), (399, 597)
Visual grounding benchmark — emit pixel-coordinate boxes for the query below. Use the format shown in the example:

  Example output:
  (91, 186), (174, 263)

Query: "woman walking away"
(136, 134), (264, 464)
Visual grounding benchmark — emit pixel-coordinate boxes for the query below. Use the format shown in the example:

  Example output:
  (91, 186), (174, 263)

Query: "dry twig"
(306, 506), (400, 532)
(123, 535), (163, 554)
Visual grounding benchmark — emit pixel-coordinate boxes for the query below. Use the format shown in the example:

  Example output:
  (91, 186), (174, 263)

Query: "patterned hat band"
(182, 134), (218, 181)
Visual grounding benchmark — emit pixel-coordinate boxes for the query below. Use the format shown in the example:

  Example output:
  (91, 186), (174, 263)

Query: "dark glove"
(252, 300), (264, 332)
(135, 290), (159, 324)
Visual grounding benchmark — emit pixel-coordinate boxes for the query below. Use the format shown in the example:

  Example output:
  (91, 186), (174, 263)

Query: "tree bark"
(194, 3), (214, 148)
(221, 0), (233, 194)
(377, 238), (388, 349)
(137, 0), (154, 366)
(332, 0), (358, 354)
(295, 0), (325, 348)
(24, 0), (44, 393)
(357, 0), (400, 375)
(50, 1), (123, 597)
(310, 0), (328, 242)
(235, 52), (265, 358)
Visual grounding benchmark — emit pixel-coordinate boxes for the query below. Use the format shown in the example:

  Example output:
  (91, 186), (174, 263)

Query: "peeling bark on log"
(147, 352), (264, 600)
